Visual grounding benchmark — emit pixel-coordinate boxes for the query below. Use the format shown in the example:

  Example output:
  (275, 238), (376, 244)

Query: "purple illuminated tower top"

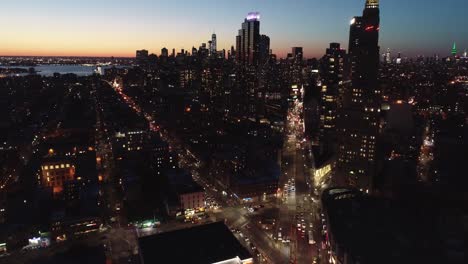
(246, 12), (260, 21)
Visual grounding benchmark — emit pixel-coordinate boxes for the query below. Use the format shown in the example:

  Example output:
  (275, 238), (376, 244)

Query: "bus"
(308, 231), (316, 245)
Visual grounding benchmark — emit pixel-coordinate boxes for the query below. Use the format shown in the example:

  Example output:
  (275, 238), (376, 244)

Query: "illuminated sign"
(350, 18), (356, 25)
(246, 12), (260, 21)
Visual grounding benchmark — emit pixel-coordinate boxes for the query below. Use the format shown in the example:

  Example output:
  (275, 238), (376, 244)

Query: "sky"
(0, 0), (467, 58)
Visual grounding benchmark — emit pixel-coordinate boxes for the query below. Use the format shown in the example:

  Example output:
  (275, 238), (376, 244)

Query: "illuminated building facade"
(337, 0), (381, 190)
(113, 130), (148, 154)
(236, 12), (261, 65)
(41, 160), (76, 194)
(179, 190), (205, 211)
(51, 217), (101, 240)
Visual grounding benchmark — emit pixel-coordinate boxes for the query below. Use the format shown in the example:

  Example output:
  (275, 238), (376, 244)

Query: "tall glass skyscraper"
(337, 0), (381, 190)
(236, 12), (260, 65)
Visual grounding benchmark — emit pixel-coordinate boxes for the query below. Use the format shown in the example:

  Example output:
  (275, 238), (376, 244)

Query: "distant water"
(0, 64), (126, 77)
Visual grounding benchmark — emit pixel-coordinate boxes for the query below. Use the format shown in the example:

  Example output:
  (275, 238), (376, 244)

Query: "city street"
(104, 78), (324, 264)
(277, 98), (321, 264)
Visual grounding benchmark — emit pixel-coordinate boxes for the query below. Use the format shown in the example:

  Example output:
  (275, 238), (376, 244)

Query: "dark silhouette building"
(337, 0), (381, 190)
(160, 47), (168, 57)
(259, 34), (270, 64)
(320, 43), (346, 150)
(136, 49), (149, 65)
(292, 47), (304, 62)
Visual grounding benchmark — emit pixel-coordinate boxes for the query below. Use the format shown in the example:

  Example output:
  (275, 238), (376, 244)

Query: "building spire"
(366, 0), (379, 8)
(452, 42), (457, 56)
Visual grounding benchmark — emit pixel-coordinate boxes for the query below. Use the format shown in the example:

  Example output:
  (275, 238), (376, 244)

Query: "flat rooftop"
(322, 188), (465, 264)
(138, 222), (252, 264)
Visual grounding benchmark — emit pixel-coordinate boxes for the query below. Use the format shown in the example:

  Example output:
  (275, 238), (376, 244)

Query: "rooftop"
(139, 222), (252, 264)
(322, 188), (465, 264)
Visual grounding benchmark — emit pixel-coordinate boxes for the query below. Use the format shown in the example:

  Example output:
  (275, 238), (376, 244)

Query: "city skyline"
(1, 0), (467, 58)
(1, 1), (467, 264)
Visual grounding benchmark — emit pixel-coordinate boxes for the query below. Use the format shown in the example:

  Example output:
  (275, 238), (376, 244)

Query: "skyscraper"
(451, 42), (457, 56)
(396, 52), (402, 64)
(161, 47), (169, 57)
(136, 49), (149, 65)
(385, 48), (391, 64)
(259, 34), (270, 64)
(292, 47), (304, 62)
(337, 0), (381, 190)
(208, 40), (213, 56)
(320, 43), (346, 149)
(236, 12), (261, 65)
(210, 33), (217, 56)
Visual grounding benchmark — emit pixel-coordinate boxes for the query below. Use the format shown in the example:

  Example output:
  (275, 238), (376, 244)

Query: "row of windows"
(42, 164), (71, 170)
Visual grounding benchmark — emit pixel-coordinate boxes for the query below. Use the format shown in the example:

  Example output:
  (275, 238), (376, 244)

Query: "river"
(0, 64), (127, 77)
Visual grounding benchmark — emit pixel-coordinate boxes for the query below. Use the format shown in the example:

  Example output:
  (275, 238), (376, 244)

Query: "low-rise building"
(41, 157), (75, 194)
(230, 161), (280, 202)
(165, 168), (205, 218)
(138, 222), (253, 264)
